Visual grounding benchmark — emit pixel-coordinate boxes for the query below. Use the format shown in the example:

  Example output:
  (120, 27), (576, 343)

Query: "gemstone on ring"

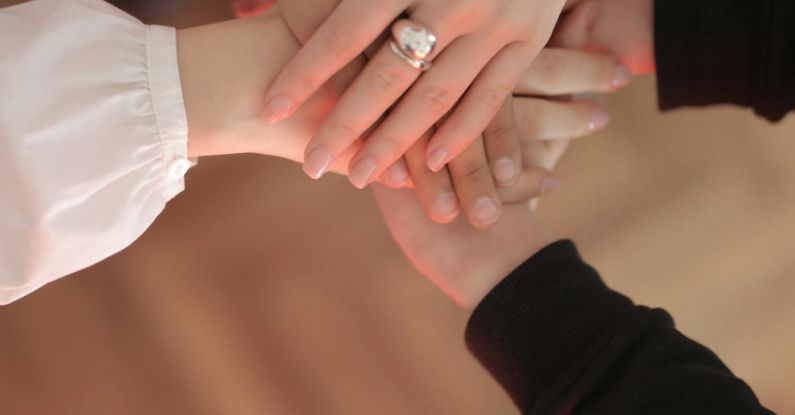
(398, 27), (437, 60)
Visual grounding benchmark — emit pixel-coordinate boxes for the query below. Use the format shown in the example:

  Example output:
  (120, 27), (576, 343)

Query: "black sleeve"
(654, 0), (795, 122)
(465, 240), (774, 414)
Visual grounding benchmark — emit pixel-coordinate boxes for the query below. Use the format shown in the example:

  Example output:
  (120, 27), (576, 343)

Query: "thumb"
(549, 1), (600, 49)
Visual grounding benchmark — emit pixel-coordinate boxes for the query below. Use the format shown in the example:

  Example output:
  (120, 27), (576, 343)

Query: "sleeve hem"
(146, 25), (192, 201)
(465, 240), (634, 412)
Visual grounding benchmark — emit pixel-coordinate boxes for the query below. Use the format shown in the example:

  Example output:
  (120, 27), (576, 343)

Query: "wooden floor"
(2, 2), (795, 414)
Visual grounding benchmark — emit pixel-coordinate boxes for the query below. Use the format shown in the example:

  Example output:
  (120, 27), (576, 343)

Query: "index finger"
(514, 48), (630, 96)
(261, 0), (404, 124)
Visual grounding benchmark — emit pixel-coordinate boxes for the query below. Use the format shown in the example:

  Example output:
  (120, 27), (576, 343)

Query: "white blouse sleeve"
(0, 0), (191, 304)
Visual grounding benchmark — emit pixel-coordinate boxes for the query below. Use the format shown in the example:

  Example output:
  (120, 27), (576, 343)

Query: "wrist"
(450, 208), (552, 309)
(176, 12), (312, 159)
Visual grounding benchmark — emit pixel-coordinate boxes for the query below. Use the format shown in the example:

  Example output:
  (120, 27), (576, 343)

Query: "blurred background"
(1, 0), (795, 414)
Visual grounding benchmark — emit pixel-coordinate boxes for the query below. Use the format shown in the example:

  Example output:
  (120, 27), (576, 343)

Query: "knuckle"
(491, 16), (521, 41)
(456, 158), (488, 183)
(480, 85), (512, 111)
(370, 66), (407, 95)
(484, 123), (514, 145)
(378, 134), (409, 157)
(447, 0), (491, 26)
(517, 103), (542, 138)
(325, 26), (357, 57)
(286, 72), (318, 96)
(538, 53), (567, 88)
(420, 85), (454, 113)
(326, 121), (360, 144)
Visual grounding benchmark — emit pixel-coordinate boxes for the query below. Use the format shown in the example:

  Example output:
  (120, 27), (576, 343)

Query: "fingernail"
(427, 147), (451, 172)
(472, 197), (500, 227)
(303, 146), (334, 179)
(589, 107), (609, 131)
(262, 95), (295, 124)
(349, 157), (378, 189)
(434, 192), (459, 220)
(612, 64), (632, 89)
(541, 176), (561, 193)
(386, 162), (409, 186)
(493, 158), (519, 187)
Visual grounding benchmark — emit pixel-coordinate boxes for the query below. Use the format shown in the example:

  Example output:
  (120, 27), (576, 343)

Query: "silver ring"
(389, 41), (432, 71)
(390, 20), (437, 71)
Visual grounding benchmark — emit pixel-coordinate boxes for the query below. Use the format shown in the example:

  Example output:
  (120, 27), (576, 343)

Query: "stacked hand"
(272, 0), (630, 229)
(193, 0), (642, 306)
(254, 0), (632, 305)
(265, 0), (569, 201)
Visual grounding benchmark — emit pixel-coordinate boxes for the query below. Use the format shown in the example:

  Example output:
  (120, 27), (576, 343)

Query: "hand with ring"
(263, 0), (570, 192)
(275, 0), (630, 228)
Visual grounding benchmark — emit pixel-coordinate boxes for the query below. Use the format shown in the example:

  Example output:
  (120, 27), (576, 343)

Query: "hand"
(278, 0), (629, 228)
(370, 49), (610, 306)
(178, 11), (559, 193)
(554, 0), (655, 74)
(373, 1), (629, 308)
(371, 121), (572, 308)
(265, 0), (569, 191)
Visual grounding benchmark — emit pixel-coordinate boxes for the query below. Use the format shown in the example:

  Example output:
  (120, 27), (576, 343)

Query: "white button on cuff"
(166, 158), (191, 180)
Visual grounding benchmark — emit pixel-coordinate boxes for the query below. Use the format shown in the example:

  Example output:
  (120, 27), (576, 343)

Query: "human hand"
(371, 130), (569, 308)
(554, 0), (655, 74)
(278, 0), (629, 228)
(265, 0), (570, 191)
(177, 11), (562, 193)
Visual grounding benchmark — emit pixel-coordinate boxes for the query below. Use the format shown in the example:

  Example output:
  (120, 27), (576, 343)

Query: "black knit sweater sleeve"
(654, 0), (795, 122)
(465, 240), (774, 414)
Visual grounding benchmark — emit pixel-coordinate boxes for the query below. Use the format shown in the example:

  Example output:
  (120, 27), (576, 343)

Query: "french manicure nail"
(262, 95), (295, 124)
(427, 147), (451, 172)
(589, 107), (609, 131)
(612, 64), (632, 89)
(434, 192), (459, 220)
(303, 146), (334, 179)
(386, 162), (409, 186)
(493, 158), (519, 187)
(472, 197), (500, 227)
(541, 176), (561, 193)
(349, 157), (378, 189)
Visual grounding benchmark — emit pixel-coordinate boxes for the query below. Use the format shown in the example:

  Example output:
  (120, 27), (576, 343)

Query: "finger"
(448, 138), (502, 229)
(550, 0), (600, 49)
(515, 48), (631, 96)
(514, 97), (609, 141)
(404, 133), (461, 223)
(522, 139), (571, 171)
(483, 98), (522, 187)
(379, 157), (411, 189)
(495, 166), (560, 204)
(523, 140), (569, 211)
(261, 0), (403, 124)
(426, 42), (532, 175)
(302, 16), (463, 180)
(347, 34), (500, 189)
